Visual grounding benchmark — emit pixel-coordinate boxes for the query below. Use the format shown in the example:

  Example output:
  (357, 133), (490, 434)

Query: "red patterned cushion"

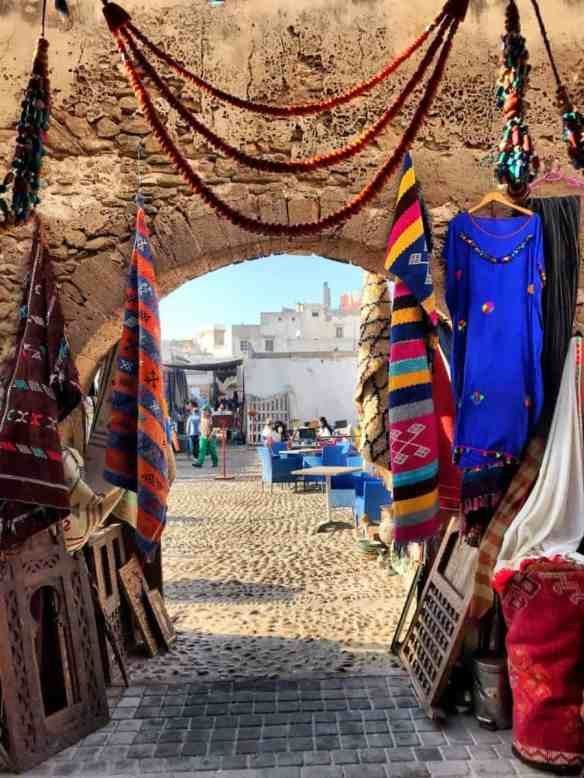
(501, 559), (584, 774)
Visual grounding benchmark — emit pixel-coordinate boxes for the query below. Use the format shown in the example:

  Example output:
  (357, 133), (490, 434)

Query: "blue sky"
(160, 254), (364, 340)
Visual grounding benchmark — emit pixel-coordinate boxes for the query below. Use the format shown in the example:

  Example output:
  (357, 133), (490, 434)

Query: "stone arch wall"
(1, 0), (584, 388)
(74, 196), (393, 389)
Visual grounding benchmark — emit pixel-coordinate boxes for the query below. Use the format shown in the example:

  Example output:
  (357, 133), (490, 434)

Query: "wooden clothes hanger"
(468, 189), (533, 216)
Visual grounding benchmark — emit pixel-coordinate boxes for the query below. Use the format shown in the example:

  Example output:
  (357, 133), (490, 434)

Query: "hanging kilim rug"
(104, 203), (169, 558)
(0, 220), (82, 549)
(385, 153), (442, 546)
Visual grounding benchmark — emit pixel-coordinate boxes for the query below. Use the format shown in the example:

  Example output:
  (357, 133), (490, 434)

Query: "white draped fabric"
(494, 336), (584, 577)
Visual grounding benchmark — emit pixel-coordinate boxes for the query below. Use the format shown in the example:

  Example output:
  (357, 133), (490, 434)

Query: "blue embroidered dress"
(444, 212), (545, 469)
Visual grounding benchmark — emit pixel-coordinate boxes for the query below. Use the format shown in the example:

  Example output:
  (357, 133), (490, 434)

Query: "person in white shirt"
(318, 416), (333, 438)
(186, 404), (201, 459)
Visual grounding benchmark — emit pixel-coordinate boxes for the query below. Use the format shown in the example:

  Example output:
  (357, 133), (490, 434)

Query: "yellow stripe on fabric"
(391, 307), (423, 326)
(393, 489), (438, 517)
(397, 166), (416, 201)
(389, 369), (430, 391)
(385, 219), (424, 268)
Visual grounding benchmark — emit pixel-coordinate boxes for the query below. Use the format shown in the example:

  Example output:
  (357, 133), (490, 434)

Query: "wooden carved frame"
(145, 588), (176, 650)
(118, 556), (158, 658)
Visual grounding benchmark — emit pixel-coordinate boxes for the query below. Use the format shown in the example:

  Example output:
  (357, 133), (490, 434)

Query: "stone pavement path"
(17, 673), (530, 778)
(1, 451), (529, 777)
(128, 449), (410, 684)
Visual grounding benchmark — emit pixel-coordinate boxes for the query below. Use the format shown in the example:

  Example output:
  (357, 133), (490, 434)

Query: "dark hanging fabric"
(164, 368), (189, 420)
(528, 196), (580, 430)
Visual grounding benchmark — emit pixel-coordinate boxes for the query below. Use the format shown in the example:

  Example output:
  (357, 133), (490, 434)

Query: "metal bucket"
(471, 654), (512, 731)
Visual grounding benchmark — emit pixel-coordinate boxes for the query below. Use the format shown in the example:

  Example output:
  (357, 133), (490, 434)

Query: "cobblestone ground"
(3, 450), (528, 777)
(21, 676), (527, 778)
(128, 448), (409, 683)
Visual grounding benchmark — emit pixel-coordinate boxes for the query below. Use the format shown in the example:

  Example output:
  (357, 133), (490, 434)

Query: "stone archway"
(75, 199), (397, 389)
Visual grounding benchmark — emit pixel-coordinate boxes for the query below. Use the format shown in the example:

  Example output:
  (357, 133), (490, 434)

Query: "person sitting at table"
(274, 420), (288, 442)
(261, 419), (281, 446)
(318, 416), (333, 438)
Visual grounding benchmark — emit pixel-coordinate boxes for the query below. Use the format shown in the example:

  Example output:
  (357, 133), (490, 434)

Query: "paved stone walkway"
(128, 450), (409, 684)
(16, 673), (531, 777)
(1, 452), (530, 777)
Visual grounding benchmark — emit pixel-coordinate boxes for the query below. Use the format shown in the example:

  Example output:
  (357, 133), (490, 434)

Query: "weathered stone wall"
(0, 0), (583, 387)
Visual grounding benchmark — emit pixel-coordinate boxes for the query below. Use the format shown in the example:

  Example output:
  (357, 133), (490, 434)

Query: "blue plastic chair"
(322, 446), (346, 467)
(271, 442), (287, 456)
(301, 453), (324, 488)
(327, 451), (362, 507)
(257, 447), (302, 491)
(354, 479), (392, 527)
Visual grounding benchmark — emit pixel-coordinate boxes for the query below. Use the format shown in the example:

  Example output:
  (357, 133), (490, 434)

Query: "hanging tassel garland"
(494, 0), (539, 194)
(561, 106), (584, 171)
(121, 17), (450, 175)
(112, 18), (459, 236)
(123, 6), (446, 118)
(527, 0), (584, 173)
(0, 37), (50, 227)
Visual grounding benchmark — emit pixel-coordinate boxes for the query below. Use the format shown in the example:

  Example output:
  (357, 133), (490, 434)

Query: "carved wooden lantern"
(0, 524), (109, 772)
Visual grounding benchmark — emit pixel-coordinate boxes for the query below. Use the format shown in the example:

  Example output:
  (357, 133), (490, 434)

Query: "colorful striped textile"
(385, 152), (436, 325)
(104, 205), (169, 558)
(389, 282), (441, 545)
(385, 152), (457, 546)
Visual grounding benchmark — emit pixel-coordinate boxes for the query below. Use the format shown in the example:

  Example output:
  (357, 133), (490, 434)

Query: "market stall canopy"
(163, 358), (243, 372)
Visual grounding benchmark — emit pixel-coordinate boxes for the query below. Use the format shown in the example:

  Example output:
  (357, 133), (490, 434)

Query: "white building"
(187, 283), (361, 359)
(162, 282), (363, 425)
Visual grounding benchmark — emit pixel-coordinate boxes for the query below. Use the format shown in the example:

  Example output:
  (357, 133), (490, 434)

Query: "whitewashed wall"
(244, 354), (358, 426)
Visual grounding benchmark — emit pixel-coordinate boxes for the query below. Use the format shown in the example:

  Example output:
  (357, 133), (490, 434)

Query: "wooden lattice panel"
(400, 519), (478, 718)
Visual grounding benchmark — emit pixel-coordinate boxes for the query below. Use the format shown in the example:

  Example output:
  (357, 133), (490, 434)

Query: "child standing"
(193, 408), (218, 468)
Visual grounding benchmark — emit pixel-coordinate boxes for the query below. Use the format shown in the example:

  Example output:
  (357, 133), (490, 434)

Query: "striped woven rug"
(386, 153), (442, 546)
(104, 204), (169, 558)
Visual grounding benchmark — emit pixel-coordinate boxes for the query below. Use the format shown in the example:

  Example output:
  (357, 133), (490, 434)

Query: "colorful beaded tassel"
(0, 37), (50, 226)
(494, 0), (539, 193)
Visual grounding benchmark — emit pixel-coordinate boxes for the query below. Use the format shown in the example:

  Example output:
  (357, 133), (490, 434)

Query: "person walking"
(186, 403), (201, 460)
(193, 408), (218, 468)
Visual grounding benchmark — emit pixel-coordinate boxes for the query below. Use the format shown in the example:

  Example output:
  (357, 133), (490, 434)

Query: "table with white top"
(280, 447), (323, 457)
(292, 465), (362, 533)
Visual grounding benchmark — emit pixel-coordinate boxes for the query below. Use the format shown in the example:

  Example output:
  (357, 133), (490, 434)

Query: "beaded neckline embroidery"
(458, 231), (533, 264)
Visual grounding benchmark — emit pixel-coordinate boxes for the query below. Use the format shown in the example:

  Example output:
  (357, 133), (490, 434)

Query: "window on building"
(265, 339), (274, 353)
(312, 311), (319, 318)
(336, 326), (344, 338)
(214, 330), (225, 347)
(240, 340), (250, 353)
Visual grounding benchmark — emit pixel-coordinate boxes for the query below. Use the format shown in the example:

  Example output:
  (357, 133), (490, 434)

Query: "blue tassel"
(55, 0), (69, 16)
